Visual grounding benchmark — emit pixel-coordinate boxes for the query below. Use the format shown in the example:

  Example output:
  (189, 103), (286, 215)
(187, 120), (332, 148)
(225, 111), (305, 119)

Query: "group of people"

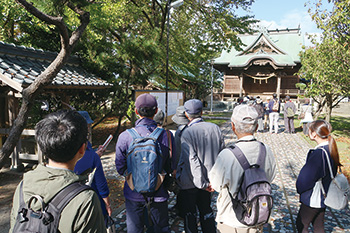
(9, 93), (342, 233)
(239, 93), (314, 135)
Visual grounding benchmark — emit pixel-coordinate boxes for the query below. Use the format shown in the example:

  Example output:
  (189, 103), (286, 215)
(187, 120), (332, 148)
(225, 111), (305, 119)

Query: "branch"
(130, 0), (154, 29)
(66, 2), (90, 47)
(15, 0), (70, 44)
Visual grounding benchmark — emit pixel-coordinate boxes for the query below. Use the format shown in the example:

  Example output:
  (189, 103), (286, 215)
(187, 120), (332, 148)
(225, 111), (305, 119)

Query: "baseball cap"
(231, 105), (258, 124)
(77, 111), (94, 124)
(184, 99), (203, 115)
(135, 93), (157, 109)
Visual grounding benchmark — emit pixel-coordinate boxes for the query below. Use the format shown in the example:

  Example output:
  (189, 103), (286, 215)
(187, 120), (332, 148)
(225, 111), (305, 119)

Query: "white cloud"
(256, 10), (322, 47)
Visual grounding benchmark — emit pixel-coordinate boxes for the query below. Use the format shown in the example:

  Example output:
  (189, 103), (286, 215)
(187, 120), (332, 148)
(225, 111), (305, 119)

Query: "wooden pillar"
(276, 76), (281, 99)
(239, 74), (244, 97)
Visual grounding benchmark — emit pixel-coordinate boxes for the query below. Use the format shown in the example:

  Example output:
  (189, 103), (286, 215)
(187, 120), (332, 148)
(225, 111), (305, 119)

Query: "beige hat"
(231, 105), (258, 124)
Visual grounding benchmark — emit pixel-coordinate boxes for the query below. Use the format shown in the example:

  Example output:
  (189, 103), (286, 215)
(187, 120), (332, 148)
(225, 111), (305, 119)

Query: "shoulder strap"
(127, 128), (142, 139)
(166, 130), (173, 159)
(228, 145), (250, 170)
(149, 127), (164, 140)
(50, 182), (91, 212)
(257, 143), (267, 168)
(18, 181), (24, 206)
(228, 142), (266, 170)
(320, 148), (335, 179)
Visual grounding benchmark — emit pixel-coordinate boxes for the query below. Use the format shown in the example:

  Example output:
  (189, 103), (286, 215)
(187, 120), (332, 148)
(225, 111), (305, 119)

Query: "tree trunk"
(0, 0), (90, 169)
(325, 94), (333, 122)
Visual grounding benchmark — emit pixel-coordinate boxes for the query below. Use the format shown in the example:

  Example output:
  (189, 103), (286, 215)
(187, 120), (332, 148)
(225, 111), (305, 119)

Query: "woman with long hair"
(296, 120), (342, 232)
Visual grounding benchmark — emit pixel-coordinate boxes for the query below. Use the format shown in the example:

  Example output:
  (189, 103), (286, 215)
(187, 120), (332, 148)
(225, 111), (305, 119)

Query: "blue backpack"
(126, 127), (165, 194)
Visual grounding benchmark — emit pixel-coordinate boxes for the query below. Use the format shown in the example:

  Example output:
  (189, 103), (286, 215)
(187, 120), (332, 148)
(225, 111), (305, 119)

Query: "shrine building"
(213, 27), (304, 101)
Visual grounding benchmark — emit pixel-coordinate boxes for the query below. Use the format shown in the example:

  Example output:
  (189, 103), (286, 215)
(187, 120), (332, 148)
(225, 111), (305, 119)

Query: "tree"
(298, 37), (350, 122)
(299, 0), (350, 121)
(0, 0), (91, 168)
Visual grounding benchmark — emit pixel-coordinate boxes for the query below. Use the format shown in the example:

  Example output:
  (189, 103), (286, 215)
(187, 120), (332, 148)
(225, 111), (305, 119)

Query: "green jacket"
(10, 164), (107, 233)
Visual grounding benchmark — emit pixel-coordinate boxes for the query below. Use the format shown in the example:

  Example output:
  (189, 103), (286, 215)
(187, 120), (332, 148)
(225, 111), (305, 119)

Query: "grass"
(204, 111), (232, 118)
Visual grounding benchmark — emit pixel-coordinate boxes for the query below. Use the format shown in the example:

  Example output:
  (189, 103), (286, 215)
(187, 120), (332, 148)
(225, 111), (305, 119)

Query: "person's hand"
(205, 184), (214, 192)
(96, 145), (105, 157)
(106, 204), (112, 216)
(172, 170), (177, 177)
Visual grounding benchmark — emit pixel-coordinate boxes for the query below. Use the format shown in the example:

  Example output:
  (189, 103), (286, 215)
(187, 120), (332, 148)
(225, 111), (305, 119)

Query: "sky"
(236, 0), (333, 46)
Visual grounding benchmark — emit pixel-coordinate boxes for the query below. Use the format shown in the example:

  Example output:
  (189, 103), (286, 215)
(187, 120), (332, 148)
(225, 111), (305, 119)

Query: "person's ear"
(135, 108), (140, 117)
(77, 142), (87, 159)
(231, 122), (235, 131)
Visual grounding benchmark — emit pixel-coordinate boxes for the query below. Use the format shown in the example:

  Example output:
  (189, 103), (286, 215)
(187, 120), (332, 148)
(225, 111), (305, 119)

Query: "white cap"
(231, 105), (258, 124)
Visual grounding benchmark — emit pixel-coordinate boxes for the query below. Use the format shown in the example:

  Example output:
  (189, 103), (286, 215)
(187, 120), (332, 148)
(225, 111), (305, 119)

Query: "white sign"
(150, 92), (180, 116)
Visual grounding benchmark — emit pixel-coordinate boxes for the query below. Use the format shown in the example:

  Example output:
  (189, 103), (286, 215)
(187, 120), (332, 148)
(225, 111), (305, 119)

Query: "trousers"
(182, 188), (216, 233)
(296, 203), (325, 233)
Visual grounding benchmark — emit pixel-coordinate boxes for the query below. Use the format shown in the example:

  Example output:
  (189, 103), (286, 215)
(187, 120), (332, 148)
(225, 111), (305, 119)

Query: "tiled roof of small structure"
(0, 41), (111, 89)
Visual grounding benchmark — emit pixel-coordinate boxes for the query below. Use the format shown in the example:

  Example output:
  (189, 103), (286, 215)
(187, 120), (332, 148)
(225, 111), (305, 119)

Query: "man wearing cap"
(177, 99), (224, 233)
(283, 95), (296, 134)
(268, 93), (280, 134)
(209, 105), (276, 232)
(115, 93), (174, 232)
(74, 111), (112, 222)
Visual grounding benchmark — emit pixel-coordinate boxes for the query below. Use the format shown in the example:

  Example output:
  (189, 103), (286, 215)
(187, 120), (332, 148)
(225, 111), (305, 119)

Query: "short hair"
(232, 120), (257, 135)
(137, 107), (157, 117)
(186, 112), (202, 119)
(35, 110), (88, 162)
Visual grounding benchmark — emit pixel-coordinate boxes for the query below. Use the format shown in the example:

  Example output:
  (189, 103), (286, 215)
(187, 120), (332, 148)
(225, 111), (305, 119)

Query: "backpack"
(272, 100), (279, 111)
(126, 127), (165, 194)
(12, 182), (91, 233)
(286, 106), (294, 118)
(227, 143), (273, 226)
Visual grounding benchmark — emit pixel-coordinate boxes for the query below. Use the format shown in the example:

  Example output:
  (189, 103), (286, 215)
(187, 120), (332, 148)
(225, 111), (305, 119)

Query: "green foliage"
(0, 0), (257, 120)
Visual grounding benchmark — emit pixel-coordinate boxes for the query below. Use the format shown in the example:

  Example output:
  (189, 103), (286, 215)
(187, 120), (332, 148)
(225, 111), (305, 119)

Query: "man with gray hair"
(177, 99), (224, 233)
(209, 105), (276, 232)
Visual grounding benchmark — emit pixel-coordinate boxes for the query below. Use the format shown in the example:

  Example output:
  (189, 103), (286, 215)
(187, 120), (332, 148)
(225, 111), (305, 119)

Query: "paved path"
(103, 120), (350, 232)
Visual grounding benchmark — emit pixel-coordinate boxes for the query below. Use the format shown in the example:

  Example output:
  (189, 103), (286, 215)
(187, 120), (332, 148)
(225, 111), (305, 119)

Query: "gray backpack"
(12, 182), (91, 233)
(227, 142), (273, 226)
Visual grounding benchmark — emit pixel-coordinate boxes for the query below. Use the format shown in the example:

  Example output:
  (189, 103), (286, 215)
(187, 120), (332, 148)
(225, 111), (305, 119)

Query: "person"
(299, 98), (313, 135)
(154, 108), (165, 126)
(176, 99), (224, 233)
(74, 111), (112, 222)
(115, 93), (174, 232)
(170, 105), (189, 217)
(10, 110), (106, 232)
(296, 120), (341, 233)
(209, 104), (276, 233)
(253, 97), (264, 132)
(268, 93), (280, 134)
(264, 96), (270, 130)
(283, 96), (297, 134)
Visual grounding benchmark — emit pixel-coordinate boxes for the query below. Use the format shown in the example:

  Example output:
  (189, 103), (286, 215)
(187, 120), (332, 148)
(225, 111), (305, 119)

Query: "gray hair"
(232, 120), (257, 134)
(186, 113), (202, 119)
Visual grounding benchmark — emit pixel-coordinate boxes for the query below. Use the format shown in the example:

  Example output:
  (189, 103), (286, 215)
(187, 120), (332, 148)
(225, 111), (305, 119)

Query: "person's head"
(285, 95), (290, 102)
(273, 93), (277, 99)
(308, 120), (342, 167)
(231, 105), (258, 137)
(172, 106), (189, 125)
(153, 109), (165, 126)
(77, 111), (93, 142)
(135, 93), (158, 118)
(35, 110), (88, 163)
(184, 99), (203, 120)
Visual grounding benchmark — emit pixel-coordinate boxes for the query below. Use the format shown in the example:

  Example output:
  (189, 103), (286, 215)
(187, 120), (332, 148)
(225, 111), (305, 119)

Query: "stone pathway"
(103, 120), (350, 232)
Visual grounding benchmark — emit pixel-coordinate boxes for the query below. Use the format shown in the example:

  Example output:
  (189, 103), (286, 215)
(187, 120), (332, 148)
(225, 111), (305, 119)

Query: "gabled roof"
(214, 28), (304, 68)
(0, 41), (112, 92)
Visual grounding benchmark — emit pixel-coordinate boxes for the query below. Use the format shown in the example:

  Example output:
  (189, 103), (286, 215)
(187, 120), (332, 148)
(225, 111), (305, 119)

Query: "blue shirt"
(74, 141), (110, 217)
(115, 117), (174, 202)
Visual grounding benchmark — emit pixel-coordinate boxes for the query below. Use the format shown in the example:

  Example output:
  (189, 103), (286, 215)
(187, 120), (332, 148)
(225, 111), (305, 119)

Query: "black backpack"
(12, 182), (91, 233)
